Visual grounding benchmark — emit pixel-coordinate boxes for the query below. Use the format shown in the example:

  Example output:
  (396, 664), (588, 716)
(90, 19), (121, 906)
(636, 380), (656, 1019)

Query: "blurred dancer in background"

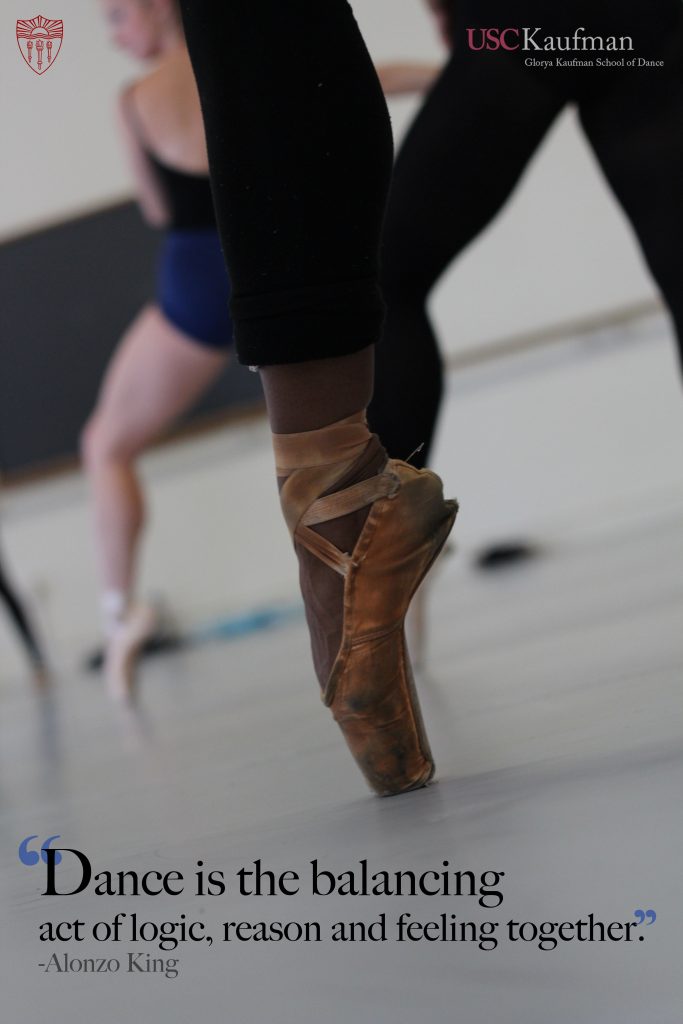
(370, 0), (683, 666)
(83, 0), (234, 700)
(369, 0), (683, 468)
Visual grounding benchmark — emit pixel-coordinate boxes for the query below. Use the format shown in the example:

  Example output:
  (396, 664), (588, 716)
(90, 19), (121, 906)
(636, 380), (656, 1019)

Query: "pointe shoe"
(277, 422), (457, 797)
(104, 604), (157, 703)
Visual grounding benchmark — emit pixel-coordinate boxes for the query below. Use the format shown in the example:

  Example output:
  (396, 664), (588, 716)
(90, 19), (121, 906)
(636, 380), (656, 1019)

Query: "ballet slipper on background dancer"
(273, 412), (458, 797)
(104, 603), (157, 703)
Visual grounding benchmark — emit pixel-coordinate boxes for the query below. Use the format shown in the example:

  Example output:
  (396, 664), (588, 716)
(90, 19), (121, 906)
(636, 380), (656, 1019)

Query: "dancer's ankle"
(101, 589), (130, 639)
(271, 412), (388, 687)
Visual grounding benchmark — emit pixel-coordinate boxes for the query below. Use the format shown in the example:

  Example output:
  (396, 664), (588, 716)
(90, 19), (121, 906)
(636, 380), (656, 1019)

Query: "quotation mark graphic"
(633, 909), (657, 939)
(18, 835), (62, 866)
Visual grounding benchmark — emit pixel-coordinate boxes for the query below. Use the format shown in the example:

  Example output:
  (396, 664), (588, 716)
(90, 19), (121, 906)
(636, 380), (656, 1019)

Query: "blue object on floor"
(190, 602), (304, 643)
(83, 602), (303, 673)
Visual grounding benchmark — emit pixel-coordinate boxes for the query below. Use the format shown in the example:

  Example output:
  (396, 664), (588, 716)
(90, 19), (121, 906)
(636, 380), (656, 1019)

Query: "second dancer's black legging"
(0, 551), (44, 668)
(369, 0), (683, 467)
(178, 0), (393, 368)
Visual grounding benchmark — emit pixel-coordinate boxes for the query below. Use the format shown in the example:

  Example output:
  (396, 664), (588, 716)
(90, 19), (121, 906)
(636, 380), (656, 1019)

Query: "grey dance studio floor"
(2, 329), (683, 1022)
(2, 509), (682, 1022)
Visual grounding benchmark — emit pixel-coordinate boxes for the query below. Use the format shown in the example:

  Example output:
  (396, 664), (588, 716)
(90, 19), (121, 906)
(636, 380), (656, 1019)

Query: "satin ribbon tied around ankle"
(272, 412), (400, 576)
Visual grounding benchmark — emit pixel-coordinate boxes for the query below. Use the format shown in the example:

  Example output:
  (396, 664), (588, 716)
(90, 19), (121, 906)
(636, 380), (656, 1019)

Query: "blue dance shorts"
(157, 227), (234, 350)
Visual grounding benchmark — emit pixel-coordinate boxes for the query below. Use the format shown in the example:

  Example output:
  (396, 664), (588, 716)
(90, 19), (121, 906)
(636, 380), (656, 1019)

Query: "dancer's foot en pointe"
(104, 602), (157, 703)
(178, 0), (457, 795)
(273, 410), (457, 797)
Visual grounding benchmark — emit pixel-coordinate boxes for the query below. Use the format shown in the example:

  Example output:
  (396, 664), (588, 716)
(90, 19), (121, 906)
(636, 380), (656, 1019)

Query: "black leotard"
(122, 88), (216, 230)
(120, 86), (233, 349)
(145, 152), (215, 230)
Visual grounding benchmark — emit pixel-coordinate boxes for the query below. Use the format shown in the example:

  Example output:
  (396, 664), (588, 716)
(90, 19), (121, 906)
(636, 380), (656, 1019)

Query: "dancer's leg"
(179, 0), (392, 369)
(179, 0), (394, 684)
(180, 0), (456, 795)
(81, 305), (227, 693)
(0, 548), (45, 670)
(369, 48), (564, 466)
(579, 19), (683, 370)
(82, 306), (227, 603)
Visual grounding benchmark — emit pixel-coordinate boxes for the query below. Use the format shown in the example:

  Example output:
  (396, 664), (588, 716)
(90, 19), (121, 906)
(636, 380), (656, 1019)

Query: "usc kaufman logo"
(465, 27), (666, 69)
(16, 15), (64, 75)
(466, 27), (634, 53)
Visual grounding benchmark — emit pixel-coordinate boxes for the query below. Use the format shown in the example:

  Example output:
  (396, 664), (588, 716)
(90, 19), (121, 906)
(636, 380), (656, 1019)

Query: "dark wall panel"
(0, 203), (262, 474)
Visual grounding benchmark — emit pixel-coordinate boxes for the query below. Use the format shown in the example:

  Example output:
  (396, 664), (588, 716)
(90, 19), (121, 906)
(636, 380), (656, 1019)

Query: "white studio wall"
(2, 1), (138, 238)
(1, 0), (659, 349)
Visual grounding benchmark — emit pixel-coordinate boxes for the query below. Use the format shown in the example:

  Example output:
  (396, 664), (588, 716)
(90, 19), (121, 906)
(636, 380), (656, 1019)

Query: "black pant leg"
(369, 48), (563, 465)
(0, 555), (44, 668)
(178, 0), (393, 367)
(579, 21), (683, 372)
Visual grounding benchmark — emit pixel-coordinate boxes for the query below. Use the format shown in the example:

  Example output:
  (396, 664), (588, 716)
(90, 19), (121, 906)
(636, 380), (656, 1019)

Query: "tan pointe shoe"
(276, 416), (458, 797)
(104, 604), (157, 703)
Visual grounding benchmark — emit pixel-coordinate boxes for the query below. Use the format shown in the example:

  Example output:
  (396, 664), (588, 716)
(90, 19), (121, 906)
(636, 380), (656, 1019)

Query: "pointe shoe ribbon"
(275, 412), (399, 576)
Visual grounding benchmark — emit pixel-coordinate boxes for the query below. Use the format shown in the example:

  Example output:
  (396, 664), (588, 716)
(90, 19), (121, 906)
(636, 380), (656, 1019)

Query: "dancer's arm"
(376, 62), (442, 96)
(377, 0), (451, 96)
(115, 86), (170, 228)
(423, 0), (454, 48)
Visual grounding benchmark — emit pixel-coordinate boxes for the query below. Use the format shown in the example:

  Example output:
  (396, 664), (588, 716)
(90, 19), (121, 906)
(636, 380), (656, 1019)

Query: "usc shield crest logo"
(16, 16), (64, 75)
